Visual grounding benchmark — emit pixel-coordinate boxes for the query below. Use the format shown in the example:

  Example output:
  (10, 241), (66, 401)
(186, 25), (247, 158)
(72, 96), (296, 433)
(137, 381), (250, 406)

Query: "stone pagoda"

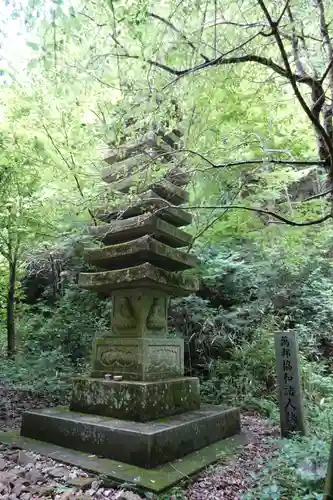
(20, 120), (241, 484)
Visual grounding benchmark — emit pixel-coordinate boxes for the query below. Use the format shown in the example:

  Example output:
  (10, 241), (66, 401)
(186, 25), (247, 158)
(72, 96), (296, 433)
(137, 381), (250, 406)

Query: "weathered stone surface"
(164, 166), (190, 187)
(158, 128), (184, 149)
(108, 176), (152, 194)
(103, 131), (179, 167)
(70, 377), (200, 421)
(20, 405), (241, 468)
(0, 429), (247, 493)
(90, 337), (184, 381)
(101, 154), (150, 184)
(107, 169), (190, 195)
(110, 290), (169, 337)
(84, 235), (199, 271)
(97, 192), (192, 227)
(79, 262), (199, 296)
(89, 214), (192, 248)
(148, 179), (188, 206)
(274, 332), (307, 437)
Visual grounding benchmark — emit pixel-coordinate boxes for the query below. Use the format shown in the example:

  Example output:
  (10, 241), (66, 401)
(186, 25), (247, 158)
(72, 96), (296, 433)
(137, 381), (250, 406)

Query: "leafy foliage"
(2, 1), (333, 497)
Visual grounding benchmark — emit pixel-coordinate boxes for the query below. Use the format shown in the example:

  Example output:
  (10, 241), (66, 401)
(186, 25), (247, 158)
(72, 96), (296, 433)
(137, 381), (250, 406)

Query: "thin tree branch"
(287, 6), (306, 76)
(303, 188), (332, 201)
(78, 11), (107, 28)
(257, 0), (333, 162)
(173, 148), (326, 168)
(277, 0), (291, 26)
(42, 124), (97, 225)
(113, 47), (316, 88)
(321, 58), (333, 85)
(184, 205), (331, 226)
(148, 12), (209, 62)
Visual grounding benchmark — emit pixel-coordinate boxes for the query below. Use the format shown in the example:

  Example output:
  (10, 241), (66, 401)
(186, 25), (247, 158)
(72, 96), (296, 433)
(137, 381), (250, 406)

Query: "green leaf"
(26, 41), (39, 51)
(27, 59), (39, 72)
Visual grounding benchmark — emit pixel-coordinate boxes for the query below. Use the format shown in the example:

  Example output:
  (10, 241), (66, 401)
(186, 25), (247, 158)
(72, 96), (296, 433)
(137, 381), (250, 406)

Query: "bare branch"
(277, 0), (291, 26)
(287, 6), (305, 76)
(320, 58), (333, 84)
(78, 11), (107, 28)
(42, 124), (97, 225)
(257, 0), (333, 162)
(185, 205), (331, 227)
(174, 148), (326, 169)
(303, 188), (332, 201)
(148, 12), (209, 62)
(113, 44), (316, 88)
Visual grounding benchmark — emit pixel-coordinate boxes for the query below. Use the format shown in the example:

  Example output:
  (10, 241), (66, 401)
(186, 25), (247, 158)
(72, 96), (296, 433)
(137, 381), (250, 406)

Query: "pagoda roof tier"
(84, 235), (199, 272)
(79, 262), (199, 297)
(148, 180), (188, 206)
(107, 170), (190, 194)
(101, 153), (149, 184)
(89, 214), (192, 248)
(96, 191), (192, 227)
(103, 131), (182, 166)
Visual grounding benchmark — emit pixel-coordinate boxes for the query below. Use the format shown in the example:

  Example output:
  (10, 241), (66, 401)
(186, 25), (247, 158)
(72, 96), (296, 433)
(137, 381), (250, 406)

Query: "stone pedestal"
(90, 337), (184, 380)
(70, 377), (200, 421)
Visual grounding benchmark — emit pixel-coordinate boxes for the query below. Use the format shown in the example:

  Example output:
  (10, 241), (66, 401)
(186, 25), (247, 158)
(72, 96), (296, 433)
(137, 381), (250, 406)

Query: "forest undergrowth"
(2, 232), (333, 498)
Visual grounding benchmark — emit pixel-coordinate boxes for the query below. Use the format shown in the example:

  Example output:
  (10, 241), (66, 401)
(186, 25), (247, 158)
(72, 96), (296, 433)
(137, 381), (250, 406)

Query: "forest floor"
(0, 384), (278, 499)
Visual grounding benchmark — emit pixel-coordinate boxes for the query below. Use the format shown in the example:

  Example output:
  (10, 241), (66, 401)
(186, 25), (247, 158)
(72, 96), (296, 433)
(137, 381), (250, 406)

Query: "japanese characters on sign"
(275, 332), (306, 437)
(280, 335), (297, 429)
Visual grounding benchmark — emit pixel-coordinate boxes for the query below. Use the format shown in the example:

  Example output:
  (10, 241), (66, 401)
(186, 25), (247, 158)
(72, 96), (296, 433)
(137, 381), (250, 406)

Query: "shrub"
(18, 284), (110, 364)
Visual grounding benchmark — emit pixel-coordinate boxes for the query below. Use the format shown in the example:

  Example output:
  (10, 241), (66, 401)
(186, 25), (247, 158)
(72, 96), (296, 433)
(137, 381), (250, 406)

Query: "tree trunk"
(7, 258), (17, 358)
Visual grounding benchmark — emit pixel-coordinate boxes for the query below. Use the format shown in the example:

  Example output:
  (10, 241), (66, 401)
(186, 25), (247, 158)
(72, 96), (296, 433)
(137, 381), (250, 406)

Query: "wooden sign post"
(324, 438), (333, 499)
(274, 331), (306, 437)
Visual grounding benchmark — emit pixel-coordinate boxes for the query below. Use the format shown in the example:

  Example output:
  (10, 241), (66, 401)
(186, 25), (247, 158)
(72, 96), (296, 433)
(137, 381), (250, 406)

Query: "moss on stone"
(89, 214), (192, 248)
(79, 262), (199, 296)
(0, 429), (247, 493)
(70, 377), (200, 421)
(83, 235), (199, 272)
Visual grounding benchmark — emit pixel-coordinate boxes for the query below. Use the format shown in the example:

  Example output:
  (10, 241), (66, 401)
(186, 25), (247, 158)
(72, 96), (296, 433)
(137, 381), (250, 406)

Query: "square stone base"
(91, 337), (184, 381)
(70, 377), (200, 422)
(20, 405), (241, 468)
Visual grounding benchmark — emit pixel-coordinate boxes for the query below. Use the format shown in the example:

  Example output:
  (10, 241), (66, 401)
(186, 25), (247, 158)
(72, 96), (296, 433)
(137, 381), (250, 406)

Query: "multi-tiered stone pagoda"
(20, 121), (241, 487)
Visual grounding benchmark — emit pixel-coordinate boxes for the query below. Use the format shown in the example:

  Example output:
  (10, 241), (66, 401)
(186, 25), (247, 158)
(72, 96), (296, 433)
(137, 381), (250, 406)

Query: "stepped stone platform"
(21, 406), (240, 469)
(19, 118), (241, 490)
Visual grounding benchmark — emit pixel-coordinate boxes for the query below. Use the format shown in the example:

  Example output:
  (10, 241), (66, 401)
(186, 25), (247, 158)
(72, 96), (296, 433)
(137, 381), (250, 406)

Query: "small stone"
(115, 491), (142, 500)
(1, 472), (16, 485)
(67, 477), (94, 490)
(0, 457), (6, 470)
(0, 483), (7, 494)
(12, 480), (28, 496)
(104, 490), (111, 497)
(18, 451), (35, 466)
(20, 494), (32, 500)
(25, 467), (44, 484)
(91, 480), (102, 490)
(11, 465), (24, 476)
(30, 485), (54, 497)
(57, 488), (76, 499)
(6, 451), (19, 462)
(49, 466), (69, 479)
